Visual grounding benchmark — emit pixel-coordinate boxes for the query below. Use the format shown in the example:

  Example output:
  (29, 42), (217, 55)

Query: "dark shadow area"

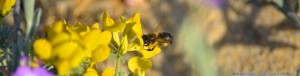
(215, 0), (300, 51)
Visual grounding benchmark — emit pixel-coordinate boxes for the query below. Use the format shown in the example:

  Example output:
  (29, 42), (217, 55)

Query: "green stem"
(115, 54), (121, 76)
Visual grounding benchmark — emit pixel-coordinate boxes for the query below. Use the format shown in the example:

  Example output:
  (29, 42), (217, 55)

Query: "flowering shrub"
(0, 0), (165, 75)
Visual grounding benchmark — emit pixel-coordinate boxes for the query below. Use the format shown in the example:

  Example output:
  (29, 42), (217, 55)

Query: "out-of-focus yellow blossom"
(34, 20), (113, 75)
(35, 21), (84, 75)
(83, 67), (99, 76)
(91, 45), (110, 62)
(66, 22), (90, 36)
(55, 60), (72, 75)
(83, 63), (115, 76)
(0, 0), (16, 17)
(33, 39), (52, 60)
(128, 56), (152, 76)
(101, 68), (115, 76)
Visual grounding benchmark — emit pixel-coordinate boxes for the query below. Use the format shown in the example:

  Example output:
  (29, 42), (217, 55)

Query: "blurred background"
(3, 0), (300, 76)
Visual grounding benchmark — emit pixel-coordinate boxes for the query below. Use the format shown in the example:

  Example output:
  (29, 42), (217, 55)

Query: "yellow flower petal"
(52, 20), (66, 33)
(84, 49), (92, 58)
(55, 60), (71, 75)
(127, 39), (140, 51)
(76, 22), (90, 32)
(131, 69), (145, 76)
(140, 46), (161, 58)
(82, 30), (102, 52)
(53, 41), (78, 59)
(49, 32), (70, 45)
(91, 45), (110, 62)
(111, 32), (120, 48)
(65, 24), (77, 32)
(124, 13), (144, 50)
(83, 67), (99, 76)
(70, 48), (84, 68)
(69, 32), (80, 41)
(101, 68), (114, 76)
(44, 25), (56, 39)
(120, 35), (128, 55)
(33, 39), (52, 60)
(0, 0), (16, 17)
(91, 23), (100, 30)
(103, 12), (114, 27)
(80, 31), (88, 37)
(105, 22), (126, 32)
(129, 13), (143, 37)
(98, 31), (112, 45)
(82, 30), (111, 53)
(128, 57), (152, 73)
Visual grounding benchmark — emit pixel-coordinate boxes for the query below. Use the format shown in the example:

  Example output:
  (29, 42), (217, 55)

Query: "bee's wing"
(154, 17), (169, 33)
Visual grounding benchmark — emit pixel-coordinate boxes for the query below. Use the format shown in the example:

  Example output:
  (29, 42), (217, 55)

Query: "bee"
(142, 18), (173, 51)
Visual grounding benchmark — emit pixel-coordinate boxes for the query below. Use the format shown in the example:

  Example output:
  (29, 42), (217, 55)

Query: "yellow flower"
(83, 67), (99, 76)
(66, 22), (90, 36)
(70, 48), (85, 67)
(55, 60), (71, 75)
(140, 46), (161, 58)
(33, 39), (52, 60)
(102, 12), (127, 32)
(0, 0), (16, 17)
(122, 13), (144, 54)
(53, 41), (79, 59)
(104, 12), (145, 55)
(83, 62), (114, 76)
(101, 68), (115, 76)
(82, 27), (111, 60)
(91, 45), (110, 62)
(122, 13), (161, 58)
(44, 20), (67, 40)
(34, 20), (90, 75)
(128, 57), (152, 76)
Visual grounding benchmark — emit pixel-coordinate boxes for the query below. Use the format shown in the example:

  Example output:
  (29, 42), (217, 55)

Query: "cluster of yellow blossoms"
(1, 0), (163, 76)
(33, 12), (162, 76)
(33, 20), (111, 75)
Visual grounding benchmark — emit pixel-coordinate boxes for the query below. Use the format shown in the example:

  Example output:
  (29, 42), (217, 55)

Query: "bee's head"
(159, 32), (173, 45)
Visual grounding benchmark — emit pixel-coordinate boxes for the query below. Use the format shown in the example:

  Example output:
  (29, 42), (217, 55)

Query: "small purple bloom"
(12, 66), (53, 76)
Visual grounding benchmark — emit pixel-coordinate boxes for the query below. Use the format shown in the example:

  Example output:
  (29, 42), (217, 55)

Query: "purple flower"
(12, 66), (53, 76)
